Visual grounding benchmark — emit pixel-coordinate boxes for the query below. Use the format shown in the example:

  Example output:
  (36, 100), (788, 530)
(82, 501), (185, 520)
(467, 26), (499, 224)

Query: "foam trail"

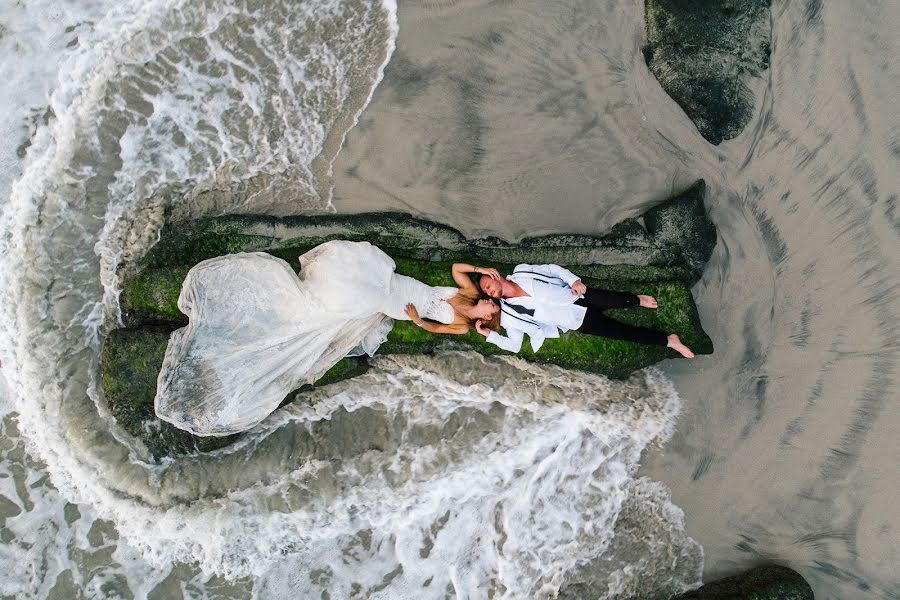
(247, 355), (702, 598)
(0, 0), (398, 595)
(0, 402), (174, 599)
(0, 0), (120, 202)
(75, 353), (700, 597)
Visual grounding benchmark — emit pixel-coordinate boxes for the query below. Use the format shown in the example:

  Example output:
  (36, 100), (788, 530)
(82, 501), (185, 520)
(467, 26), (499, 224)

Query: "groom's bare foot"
(638, 294), (658, 309)
(667, 334), (694, 358)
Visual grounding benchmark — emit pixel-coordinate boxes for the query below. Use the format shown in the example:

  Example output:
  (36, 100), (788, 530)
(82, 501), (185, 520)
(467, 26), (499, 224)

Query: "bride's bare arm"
(417, 320), (470, 335)
(405, 304), (470, 335)
(451, 263), (501, 292)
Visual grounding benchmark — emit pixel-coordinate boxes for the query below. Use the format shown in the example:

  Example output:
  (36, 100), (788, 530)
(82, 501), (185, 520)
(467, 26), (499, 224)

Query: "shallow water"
(1, 0), (898, 598)
(332, 0), (900, 597)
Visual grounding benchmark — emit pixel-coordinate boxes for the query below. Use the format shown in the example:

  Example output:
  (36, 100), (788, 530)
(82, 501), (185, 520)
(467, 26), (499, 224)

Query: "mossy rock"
(644, 0), (772, 144)
(132, 181), (712, 284)
(101, 326), (237, 457)
(672, 565), (815, 599)
(102, 182), (716, 457)
(100, 327), (368, 458)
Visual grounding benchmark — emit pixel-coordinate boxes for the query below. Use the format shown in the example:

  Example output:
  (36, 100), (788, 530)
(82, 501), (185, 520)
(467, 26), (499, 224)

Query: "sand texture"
(328, 0), (900, 598)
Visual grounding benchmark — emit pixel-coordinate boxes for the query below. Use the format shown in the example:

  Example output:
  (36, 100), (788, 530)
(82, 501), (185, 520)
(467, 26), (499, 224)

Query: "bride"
(153, 240), (501, 436)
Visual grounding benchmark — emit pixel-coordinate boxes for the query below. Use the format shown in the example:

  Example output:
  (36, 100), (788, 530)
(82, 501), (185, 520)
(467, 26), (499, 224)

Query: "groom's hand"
(478, 267), (503, 280)
(571, 280), (587, 295)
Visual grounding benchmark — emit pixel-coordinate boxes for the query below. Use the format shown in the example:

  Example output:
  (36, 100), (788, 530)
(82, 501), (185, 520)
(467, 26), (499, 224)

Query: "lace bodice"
(382, 274), (458, 324)
(419, 285), (458, 324)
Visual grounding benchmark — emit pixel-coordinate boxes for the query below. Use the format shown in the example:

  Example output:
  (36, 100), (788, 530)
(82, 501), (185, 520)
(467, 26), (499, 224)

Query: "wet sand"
(330, 0), (702, 240)
(331, 1), (900, 598)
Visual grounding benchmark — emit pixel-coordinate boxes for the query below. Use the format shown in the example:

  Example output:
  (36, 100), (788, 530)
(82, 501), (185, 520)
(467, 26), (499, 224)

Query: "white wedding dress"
(153, 240), (458, 436)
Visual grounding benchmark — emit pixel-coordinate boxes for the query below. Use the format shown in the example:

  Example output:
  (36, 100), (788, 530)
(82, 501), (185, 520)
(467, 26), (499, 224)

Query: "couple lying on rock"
(401, 252), (693, 358)
(154, 240), (694, 437)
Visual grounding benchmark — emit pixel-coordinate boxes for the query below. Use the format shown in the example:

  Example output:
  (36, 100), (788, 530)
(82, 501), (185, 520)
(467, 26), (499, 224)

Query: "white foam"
(0, 0), (402, 595)
(0, 0), (119, 202)
(52, 354), (698, 597)
(246, 356), (700, 597)
(0, 392), (181, 599)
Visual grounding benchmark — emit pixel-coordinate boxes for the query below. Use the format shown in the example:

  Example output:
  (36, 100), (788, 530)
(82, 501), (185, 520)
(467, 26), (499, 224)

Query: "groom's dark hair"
(477, 274), (503, 299)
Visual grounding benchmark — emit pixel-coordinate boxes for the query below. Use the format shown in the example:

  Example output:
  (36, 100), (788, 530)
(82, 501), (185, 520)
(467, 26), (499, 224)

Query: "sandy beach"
(331, 1), (900, 598)
(330, 0), (702, 239)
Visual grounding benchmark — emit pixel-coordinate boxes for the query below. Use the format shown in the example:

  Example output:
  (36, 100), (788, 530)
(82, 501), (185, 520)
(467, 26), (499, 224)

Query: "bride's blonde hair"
(478, 310), (501, 332)
(454, 292), (501, 332)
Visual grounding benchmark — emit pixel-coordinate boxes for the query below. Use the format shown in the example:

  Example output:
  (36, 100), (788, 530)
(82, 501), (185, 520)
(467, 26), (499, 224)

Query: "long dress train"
(153, 240), (455, 436)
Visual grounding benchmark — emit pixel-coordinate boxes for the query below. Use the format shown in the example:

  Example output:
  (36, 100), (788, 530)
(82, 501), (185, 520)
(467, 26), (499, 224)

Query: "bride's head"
(458, 297), (500, 332)
(470, 297), (500, 320)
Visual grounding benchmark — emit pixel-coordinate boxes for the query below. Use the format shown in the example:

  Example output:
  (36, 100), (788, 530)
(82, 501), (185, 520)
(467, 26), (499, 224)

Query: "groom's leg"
(577, 308), (668, 346)
(575, 288), (639, 310)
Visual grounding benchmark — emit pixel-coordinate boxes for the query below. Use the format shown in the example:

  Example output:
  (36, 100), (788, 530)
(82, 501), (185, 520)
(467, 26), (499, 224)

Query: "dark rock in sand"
(101, 181), (716, 458)
(644, 0), (772, 144)
(672, 565), (814, 599)
(644, 180), (717, 278)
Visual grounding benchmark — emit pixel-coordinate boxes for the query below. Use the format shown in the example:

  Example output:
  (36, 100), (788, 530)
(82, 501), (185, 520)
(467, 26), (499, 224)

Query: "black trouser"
(575, 288), (668, 346)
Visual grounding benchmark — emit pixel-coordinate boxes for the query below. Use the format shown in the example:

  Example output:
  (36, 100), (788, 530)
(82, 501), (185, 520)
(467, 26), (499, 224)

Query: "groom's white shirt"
(485, 263), (588, 353)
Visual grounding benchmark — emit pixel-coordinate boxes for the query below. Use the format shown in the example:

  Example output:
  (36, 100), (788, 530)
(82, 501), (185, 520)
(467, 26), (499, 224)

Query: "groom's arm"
(517, 263), (585, 292)
(484, 327), (525, 353)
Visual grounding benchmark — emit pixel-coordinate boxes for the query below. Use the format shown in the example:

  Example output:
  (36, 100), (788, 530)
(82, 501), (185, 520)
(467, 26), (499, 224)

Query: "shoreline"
(0, 0), (896, 596)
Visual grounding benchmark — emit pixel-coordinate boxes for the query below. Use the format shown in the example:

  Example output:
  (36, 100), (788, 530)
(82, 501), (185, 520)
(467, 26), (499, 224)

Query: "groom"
(474, 263), (694, 358)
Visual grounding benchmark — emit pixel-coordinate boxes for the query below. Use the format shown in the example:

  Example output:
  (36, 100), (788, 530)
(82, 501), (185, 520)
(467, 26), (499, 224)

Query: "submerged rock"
(672, 565), (814, 599)
(101, 181), (716, 457)
(644, 0), (772, 144)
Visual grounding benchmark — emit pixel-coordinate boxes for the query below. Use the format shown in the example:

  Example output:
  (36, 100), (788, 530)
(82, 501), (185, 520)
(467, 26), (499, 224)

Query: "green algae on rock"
(672, 565), (815, 599)
(103, 181), (715, 456)
(100, 327), (368, 457)
(101, 327), (239, 456)
(644, 0), (772, 145)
